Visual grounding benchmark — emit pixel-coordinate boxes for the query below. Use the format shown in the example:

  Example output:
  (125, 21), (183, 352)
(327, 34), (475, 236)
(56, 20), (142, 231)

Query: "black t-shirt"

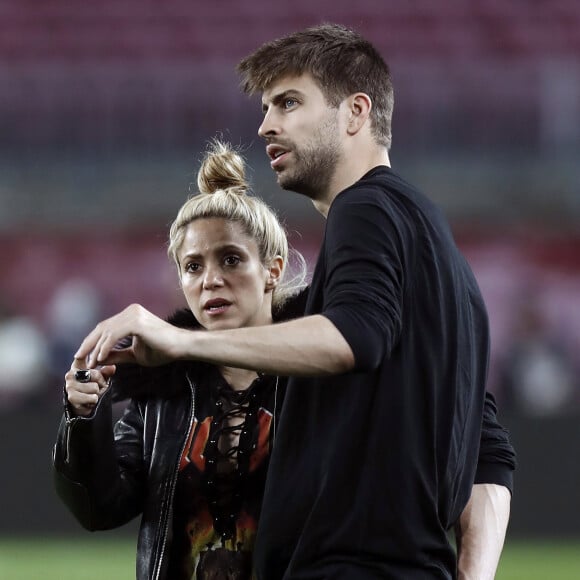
(255, 167), (490, 579)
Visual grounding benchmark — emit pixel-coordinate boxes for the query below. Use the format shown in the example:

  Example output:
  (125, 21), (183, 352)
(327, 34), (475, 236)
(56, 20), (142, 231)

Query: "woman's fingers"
(65, 363), (114, 416)
(65, 379), (100, 415)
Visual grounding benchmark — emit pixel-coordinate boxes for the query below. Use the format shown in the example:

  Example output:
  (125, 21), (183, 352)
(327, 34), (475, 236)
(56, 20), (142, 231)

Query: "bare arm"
(455, 483), (511, 580)
(184, 313), (355, 375)
(75, 304), (355, 375)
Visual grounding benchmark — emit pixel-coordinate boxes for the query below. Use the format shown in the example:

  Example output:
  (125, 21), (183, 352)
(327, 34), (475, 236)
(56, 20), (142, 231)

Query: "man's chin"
(276, 175), (316, 199)
(275, 171), (300, 192)
(273, 166), (287, 179)
(275, 172), (292, 190)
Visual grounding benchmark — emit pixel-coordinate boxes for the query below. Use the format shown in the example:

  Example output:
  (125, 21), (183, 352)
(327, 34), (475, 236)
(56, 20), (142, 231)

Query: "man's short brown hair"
(237, 23), (394, 149)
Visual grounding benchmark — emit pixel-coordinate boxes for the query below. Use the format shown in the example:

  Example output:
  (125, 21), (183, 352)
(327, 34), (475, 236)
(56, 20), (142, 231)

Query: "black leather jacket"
(54, 358), (204, 579)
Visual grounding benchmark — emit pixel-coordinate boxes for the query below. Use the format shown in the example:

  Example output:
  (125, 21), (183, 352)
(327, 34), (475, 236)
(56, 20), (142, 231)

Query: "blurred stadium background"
(0, 0), (579, 577)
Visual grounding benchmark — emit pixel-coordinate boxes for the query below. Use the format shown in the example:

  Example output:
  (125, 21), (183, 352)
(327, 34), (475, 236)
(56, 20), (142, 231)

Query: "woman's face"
(177, 217), (280, 331)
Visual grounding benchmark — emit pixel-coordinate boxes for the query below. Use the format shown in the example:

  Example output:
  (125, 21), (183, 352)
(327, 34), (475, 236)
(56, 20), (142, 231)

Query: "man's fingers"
(75, 325), (114, 366)
(72, 304), (169, 368)
(75, 310), (133, 366)
(95, 349), (136, 367)
(72, 356), (88, 371)
(74, 330), (98, 363)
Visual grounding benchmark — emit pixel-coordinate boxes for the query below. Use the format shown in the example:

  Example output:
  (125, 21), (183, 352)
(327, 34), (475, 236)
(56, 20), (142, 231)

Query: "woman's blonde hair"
(168, 139), (307, 310)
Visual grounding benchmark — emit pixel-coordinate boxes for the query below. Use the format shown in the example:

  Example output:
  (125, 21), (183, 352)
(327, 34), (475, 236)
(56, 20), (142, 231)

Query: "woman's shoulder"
(273, 287), (309, 322)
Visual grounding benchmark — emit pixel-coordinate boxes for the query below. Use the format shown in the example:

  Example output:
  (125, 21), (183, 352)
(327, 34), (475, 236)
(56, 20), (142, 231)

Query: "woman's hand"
(65, 358), (116, 417)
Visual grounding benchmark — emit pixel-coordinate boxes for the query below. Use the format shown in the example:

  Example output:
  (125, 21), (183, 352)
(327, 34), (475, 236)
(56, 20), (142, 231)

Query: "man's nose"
(258, 109), (279, 138)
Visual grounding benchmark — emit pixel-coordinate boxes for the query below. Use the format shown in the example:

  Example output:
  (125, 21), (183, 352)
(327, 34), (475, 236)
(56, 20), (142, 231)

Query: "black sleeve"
(322, 190), (406, 371)
(52, 388), (146, 530)
(475, 391), (517, 493)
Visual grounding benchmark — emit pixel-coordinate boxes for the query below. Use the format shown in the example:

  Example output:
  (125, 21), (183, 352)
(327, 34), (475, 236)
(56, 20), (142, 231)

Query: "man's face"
(259, 74), (343, 200)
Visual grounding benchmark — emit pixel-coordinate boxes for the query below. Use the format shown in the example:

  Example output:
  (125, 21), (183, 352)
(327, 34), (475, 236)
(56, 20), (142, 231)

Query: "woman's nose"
(202, 267), (224, 289)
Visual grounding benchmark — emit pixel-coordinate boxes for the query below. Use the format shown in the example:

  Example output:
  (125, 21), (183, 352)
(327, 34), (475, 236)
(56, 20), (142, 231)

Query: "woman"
(53, 140), (307, 580)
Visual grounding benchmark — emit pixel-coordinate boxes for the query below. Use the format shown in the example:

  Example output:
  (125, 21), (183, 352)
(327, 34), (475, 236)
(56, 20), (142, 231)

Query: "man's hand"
(75, 304), (189, 368)
(75, 304), (354, 376)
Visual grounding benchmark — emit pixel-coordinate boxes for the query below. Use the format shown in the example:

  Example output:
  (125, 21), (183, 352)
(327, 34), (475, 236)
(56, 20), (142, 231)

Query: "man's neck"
(314, 148), (391, 217)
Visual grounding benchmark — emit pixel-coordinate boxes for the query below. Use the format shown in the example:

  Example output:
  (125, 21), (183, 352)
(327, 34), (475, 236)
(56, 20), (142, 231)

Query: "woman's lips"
(204, 299), (232, 315)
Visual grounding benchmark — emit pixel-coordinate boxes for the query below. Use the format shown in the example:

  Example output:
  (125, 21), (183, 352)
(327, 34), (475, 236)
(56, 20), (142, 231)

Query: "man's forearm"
(181, 314), (355, 376)
(456, 483), (511, 580)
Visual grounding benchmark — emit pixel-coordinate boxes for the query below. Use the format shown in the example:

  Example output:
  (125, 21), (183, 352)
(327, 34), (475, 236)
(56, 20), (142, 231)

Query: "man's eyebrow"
(262, 89), (302, 112)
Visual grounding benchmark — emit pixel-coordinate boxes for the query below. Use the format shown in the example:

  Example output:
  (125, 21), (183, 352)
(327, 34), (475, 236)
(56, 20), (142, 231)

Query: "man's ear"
(346, 92), (372, 135)
(265, 256), (284, 291)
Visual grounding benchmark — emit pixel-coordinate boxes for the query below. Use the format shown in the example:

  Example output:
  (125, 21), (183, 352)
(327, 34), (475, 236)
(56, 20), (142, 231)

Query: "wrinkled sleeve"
(475, 391), (517, 493)
(52, 389), (146, 530)
(321, 190), (407, 371)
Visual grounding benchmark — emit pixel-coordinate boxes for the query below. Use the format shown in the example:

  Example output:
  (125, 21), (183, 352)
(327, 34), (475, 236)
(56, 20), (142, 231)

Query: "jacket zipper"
(64, 422), (72, 464)
(63, 414), (80, 464)
(62, 381), (110, 465)
(153, 373), (196, 580)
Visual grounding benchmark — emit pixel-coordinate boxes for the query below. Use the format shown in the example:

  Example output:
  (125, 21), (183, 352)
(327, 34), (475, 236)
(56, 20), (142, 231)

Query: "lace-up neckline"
(203, 372), (275, 543)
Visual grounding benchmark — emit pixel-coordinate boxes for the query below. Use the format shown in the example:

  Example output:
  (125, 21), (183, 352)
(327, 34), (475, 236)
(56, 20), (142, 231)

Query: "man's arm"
(181, 313), (356, 375)
(456, 483), (511, 580)
(76, 303), (355, 375)
(456, 391), (516, 578)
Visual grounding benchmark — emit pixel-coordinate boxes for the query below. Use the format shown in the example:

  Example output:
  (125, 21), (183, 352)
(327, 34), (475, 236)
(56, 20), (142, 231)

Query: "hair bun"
(197, 139), (248, 195)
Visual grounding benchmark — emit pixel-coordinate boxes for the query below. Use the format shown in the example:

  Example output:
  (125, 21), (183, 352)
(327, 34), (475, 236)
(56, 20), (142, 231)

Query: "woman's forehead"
(180, 217), (258, 255)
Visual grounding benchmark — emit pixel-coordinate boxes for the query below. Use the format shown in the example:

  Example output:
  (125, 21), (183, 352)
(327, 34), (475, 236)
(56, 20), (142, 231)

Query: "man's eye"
(284, 98), (297, 109)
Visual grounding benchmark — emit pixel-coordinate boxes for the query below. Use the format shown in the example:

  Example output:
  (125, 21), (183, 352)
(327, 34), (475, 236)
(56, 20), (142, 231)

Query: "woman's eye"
(185, 262), (201, 273)
(224, 255), (240, 266)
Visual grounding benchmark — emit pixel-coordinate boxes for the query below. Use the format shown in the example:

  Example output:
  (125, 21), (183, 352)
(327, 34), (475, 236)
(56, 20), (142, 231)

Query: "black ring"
(74, 369), (91, 383)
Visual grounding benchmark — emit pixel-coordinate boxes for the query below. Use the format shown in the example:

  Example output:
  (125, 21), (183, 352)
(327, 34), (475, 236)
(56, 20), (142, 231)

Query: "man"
(77, 24), (515, 579)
